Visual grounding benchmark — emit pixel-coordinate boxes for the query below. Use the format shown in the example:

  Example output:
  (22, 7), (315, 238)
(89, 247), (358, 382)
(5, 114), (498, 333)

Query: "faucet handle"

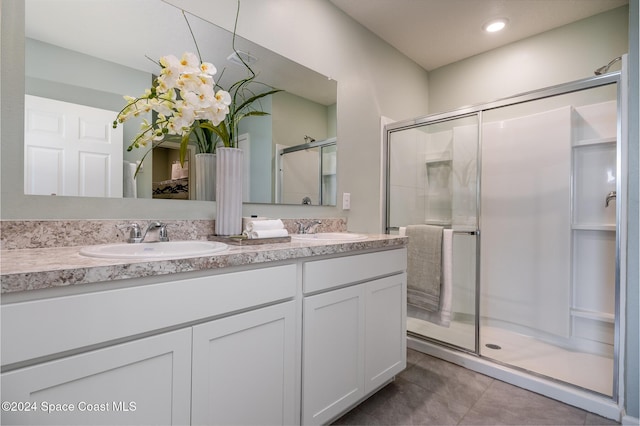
(117, 223), (143, 243)
(158, 223), (169, 242)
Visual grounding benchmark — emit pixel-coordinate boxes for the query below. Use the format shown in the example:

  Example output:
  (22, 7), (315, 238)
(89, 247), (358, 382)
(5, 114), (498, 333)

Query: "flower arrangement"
(113, 3), (280, 170)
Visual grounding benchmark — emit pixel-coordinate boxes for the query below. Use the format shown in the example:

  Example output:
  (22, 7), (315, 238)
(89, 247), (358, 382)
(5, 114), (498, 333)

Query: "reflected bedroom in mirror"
(23, 0), (337, 205)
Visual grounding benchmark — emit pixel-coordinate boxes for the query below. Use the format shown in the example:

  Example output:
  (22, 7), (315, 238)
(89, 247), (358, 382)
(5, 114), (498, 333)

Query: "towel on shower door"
(406, 225), (453, 327)
(406, 225), (443, 312)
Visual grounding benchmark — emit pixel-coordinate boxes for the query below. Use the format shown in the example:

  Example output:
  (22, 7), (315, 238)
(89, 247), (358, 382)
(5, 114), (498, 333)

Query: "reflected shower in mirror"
(276, 138), (337, 206)
(24, 0), (337, 205)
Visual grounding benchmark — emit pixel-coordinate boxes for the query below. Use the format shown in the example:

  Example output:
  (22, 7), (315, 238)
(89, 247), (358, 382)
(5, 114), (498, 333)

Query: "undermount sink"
(291, 232), (368, 242)
(79, 241), (228, 259)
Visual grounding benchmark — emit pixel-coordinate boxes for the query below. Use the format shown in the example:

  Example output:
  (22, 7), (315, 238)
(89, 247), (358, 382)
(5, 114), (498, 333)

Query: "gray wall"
(428, 6), (629, 113)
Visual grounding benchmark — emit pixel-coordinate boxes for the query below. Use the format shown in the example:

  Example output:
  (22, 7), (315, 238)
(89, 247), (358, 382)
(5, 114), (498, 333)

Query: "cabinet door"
(1, 329), (191, 426)
(302, 284), (365, 426)
(365, 273), (407, 393)
(191, 301), (297, 426)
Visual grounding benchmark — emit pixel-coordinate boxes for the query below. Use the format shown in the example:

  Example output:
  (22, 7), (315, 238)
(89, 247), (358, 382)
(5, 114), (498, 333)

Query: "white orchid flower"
(215, 90), (232, 106)
(200, 61), (217, 76)
(178, 52), (201, 73)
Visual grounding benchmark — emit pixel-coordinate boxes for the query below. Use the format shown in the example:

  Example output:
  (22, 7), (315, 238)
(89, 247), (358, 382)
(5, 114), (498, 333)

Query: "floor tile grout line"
(455, 376), (496, 425)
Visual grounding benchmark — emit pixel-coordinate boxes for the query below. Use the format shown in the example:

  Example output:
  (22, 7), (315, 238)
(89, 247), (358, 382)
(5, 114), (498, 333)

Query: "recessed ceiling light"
(483, 18), (508, 33)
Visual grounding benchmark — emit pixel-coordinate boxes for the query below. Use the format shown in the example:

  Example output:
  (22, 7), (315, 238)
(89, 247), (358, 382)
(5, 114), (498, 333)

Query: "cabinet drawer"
(2, 264), (297, 366)
(303, 248), (406, 294)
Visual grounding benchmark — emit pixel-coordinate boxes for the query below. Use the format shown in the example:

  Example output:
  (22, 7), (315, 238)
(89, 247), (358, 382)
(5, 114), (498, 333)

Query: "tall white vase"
(195, 153), (216, 201)
(215, 147), (243, 236)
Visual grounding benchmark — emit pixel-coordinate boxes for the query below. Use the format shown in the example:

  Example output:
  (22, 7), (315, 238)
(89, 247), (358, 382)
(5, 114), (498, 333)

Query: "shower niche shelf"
(571, 224), (615, 231)
(570, 101), (617, 352)
(571, 139), (616, 228)
(571, 136), (616, 148)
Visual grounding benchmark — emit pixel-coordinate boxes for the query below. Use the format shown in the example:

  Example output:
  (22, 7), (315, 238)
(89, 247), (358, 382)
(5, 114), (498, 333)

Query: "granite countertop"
(0, 234), (407, 294)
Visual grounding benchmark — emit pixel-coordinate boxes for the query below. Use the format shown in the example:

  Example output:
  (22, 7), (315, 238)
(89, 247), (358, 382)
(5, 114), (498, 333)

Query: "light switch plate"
(342, 192), (351, 210)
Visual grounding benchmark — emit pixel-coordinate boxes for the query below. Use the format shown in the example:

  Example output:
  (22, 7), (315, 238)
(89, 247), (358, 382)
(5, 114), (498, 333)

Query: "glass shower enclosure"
(276, 137), (337, 205)
(385, 71), (624, 400)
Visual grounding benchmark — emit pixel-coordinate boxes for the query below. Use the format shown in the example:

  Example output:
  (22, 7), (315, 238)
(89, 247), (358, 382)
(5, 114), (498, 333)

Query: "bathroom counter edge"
(0, 235), (407, 294)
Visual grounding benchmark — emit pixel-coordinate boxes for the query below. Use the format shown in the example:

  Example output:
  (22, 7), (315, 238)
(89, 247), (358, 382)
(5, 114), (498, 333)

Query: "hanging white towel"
(123, 161), (137, 198)
(437, 229), (454, 327)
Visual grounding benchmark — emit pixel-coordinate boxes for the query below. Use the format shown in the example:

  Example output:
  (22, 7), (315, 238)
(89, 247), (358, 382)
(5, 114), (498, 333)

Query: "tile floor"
(333, 349), (619, 426)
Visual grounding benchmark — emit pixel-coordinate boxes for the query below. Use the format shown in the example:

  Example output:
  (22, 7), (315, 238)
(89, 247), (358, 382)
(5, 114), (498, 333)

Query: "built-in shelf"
(572, 224), (616, 231)
(572, 137), (616, 148)
(570, 308), (615, 323)
(424, 220), (452, 226)
(424, 152), (452, 163)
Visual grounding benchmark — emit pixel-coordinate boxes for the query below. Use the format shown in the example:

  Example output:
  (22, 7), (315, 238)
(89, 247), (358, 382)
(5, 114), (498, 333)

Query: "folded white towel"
(243, 229), (289, 239)
(245, 219), (284, 232)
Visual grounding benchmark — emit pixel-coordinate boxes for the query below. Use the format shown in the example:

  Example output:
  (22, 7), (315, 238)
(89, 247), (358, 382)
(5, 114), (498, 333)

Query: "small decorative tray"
(208, 235), (291, 246)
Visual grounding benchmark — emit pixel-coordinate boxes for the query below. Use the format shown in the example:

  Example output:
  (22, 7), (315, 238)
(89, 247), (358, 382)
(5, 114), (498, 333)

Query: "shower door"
(386, 73), (622, 400)
(480, 83), (619, 397)
(386, 114), (479, 352)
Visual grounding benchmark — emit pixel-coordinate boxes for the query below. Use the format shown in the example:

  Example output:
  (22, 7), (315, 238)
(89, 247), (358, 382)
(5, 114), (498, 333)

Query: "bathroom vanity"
(0, 232), (407, 425)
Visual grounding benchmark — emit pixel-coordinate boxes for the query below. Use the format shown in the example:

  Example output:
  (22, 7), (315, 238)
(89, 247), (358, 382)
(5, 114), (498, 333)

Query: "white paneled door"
(24, 95), (123, 197)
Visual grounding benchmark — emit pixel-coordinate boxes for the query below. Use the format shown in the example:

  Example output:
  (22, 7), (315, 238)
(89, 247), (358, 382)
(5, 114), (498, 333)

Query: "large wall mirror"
(24, 0), (337, 206)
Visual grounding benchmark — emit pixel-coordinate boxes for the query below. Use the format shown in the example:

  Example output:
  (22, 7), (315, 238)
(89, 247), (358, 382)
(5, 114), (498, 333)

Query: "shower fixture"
(606, 191), (616, 207)
(304, 135), (316, 143)
(594, 56), (622, 75)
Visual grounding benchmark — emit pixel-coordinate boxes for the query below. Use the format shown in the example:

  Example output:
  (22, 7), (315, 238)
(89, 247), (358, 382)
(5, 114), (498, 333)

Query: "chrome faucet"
(117, 223), (143, 243)
(605, 191), (616, 207)
(141, 221), (169, 242)
(295, 220), (322, 234)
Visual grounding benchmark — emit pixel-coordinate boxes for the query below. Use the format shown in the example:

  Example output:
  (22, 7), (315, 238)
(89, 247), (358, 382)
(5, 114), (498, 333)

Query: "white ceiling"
(329, 0), (629, 71)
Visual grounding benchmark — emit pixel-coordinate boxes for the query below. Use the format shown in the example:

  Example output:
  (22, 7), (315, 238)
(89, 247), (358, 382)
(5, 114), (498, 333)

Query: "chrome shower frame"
(383, 67), (627, 418)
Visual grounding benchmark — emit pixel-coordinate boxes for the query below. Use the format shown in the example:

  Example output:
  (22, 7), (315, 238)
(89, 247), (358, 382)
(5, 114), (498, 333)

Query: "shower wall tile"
(389, 127), (429, 226)
(573, 143), (616, 226)
(573, 100), (617, 141)
(389, 185), (425, 227)
(481, 106), (573, 339)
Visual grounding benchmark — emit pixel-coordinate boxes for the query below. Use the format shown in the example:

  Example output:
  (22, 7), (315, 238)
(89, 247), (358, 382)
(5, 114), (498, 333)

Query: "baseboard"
(621, 414), (640, 425)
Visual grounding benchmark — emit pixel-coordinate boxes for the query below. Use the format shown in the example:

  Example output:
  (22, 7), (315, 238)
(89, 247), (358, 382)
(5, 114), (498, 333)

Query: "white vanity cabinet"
(1, 328), (192, 426)
(1, 264), (298, 426)
(191, 300), (297, 426)
(1, 242), (408, 426)
(301, 249), (407, 425)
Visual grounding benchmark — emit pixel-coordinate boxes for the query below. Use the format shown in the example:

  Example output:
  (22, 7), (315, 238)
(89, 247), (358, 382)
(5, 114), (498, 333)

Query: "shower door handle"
(453, 230), (479, 236)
